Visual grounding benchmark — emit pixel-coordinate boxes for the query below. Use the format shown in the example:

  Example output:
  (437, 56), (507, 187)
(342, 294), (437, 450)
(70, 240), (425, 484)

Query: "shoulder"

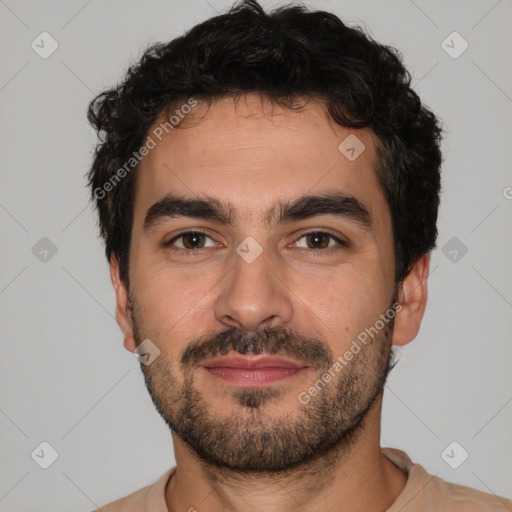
(382, 447), (512, 511)
(92, 483), (152, 511)
(444, 479), (512, 511)
(91, 466), (175, 512)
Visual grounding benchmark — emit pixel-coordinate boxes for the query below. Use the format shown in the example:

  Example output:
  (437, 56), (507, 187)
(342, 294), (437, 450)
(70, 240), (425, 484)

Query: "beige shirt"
(94, 447), (512, 511)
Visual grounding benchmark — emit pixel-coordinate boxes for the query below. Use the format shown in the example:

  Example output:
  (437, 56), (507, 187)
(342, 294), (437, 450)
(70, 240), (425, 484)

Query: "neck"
(165, 394), (407, 511)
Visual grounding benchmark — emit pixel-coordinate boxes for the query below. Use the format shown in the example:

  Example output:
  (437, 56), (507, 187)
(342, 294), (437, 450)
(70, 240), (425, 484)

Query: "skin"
(110, 93), (430, 511)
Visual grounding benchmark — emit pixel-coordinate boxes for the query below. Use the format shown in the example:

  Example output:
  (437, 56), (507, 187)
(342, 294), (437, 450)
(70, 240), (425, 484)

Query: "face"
(121, 94), (402, 472)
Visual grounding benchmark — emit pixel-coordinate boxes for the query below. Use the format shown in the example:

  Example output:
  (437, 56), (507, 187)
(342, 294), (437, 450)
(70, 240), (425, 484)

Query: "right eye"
(165, 231), (219, 252)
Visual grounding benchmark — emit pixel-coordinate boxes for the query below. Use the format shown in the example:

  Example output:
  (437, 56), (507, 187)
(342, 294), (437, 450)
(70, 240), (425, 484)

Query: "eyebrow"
(143, 191), (373, 234)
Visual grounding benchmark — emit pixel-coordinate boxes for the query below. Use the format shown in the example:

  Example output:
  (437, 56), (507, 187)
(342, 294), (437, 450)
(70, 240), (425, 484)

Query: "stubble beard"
(130, 295), (397, 474)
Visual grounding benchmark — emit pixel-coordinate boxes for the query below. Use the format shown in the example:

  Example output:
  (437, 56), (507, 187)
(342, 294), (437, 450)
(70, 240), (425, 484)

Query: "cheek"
(302, 265), (389, 349)
(134, 267), (218, 348)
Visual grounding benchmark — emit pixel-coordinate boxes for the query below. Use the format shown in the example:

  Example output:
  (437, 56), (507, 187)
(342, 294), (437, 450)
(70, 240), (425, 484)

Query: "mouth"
(201, 355), (308, 386)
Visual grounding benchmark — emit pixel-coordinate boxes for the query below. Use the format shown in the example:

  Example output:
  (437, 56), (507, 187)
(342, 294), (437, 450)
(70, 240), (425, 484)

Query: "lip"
(201, 355), (308, 386)
(201, 355), (307, 370)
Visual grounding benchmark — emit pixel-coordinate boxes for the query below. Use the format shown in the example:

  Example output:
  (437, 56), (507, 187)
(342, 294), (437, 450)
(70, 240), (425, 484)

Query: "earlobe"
(110, 255), (137, 353)
(392, 253), (430, 347)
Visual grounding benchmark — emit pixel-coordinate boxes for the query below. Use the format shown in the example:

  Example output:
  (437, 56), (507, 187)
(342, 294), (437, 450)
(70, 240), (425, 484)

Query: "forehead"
(133, 94), (388, 228)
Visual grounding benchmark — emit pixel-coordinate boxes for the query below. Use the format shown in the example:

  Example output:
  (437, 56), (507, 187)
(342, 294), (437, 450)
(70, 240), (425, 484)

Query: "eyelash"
(164, 230), (347, 256)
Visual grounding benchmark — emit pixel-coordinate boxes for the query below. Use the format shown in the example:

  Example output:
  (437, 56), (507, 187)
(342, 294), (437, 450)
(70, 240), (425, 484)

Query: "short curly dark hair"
(87, 0), (442, 288)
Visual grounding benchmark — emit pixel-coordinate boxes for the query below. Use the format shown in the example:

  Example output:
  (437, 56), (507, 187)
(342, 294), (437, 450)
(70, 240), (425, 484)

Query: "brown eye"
(181, 232), (206, 249)
(305, 232), (331, 249)
(294, 231), (346, 251)
(167, 231), (215, 250)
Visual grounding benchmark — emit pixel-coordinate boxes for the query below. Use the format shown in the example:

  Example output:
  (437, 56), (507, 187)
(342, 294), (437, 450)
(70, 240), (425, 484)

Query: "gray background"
(1, 0), (511, 510)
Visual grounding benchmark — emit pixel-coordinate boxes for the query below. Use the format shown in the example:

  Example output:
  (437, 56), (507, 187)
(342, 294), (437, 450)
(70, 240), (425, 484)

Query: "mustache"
(180, 326), (334, 372)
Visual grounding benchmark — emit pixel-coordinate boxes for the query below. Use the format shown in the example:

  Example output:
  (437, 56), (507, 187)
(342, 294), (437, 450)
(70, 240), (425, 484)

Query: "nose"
(213, 242), (294, 332)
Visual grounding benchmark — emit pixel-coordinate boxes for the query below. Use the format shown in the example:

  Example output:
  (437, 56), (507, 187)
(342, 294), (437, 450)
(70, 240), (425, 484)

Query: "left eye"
(293, 231), (345, 250)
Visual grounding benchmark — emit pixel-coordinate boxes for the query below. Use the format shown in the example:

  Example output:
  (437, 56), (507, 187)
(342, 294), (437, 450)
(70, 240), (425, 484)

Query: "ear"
(110, 254), (137, 353)
(392, 252), (430, 347)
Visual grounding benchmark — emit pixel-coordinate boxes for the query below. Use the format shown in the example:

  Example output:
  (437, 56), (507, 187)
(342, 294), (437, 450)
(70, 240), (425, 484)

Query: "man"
(88, 1), (512, 510)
